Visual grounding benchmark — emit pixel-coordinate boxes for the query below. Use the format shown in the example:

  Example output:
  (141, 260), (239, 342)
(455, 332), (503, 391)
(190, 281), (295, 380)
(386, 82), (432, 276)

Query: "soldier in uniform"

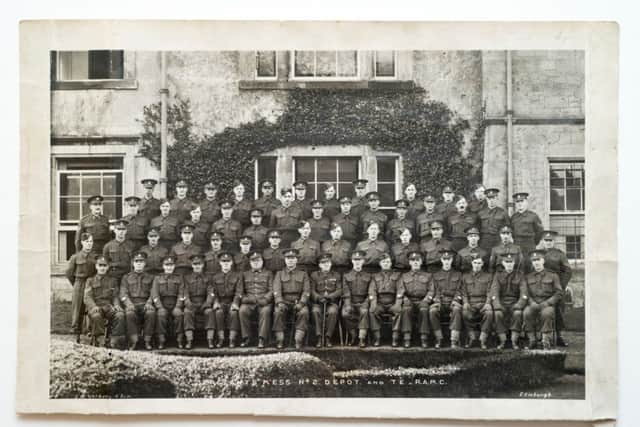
(170, 223), (203, 276)
(204, 231), (224, 275)
(103, 219), (135, 286)
(350, 179), (369, 221)
(269, 187), (302, 248)
(254, 180), (281, 221)
(478, 188), (510, 251)
(427, 249), (464, 348)
(308, 200), (331, 242)
(461, 256), (494, 349)
(243, 209), (269, 251)
(211, 252), (243, 348)
(66, 233), (97, 340)
(420, 220), (454, 273)
(150, 199), (180, 250)
(230, 180), (254, 228)
(510, 192), (544, 257)
(391, 228), (420, 271)
(310, 253), (343, 347)
(75, 195), (111, 255)
(355, 221), (390, 273)
(360, 191), (388, 236)
(447, 196), (480, 251)
(233, 236), (253, 272)
(150, 255), (184, 349)
(333, 196), (360, 246)
(341, 251), (372, 347)
(291, 220), (321, 272)
(386, 199), (416, 246)
(212, 200), (243, 252)
(119, 252), (156, 350)
(491, 253), (528, 349)
(435, 186), (458, 229)
(139, 179), (162, 221)
(522, 250), (563, 349)
(83, 256), (124, 348)
(239, 251), (274, 348)
(122, 196), (149, 251)
(170, 179), (196, 223)
(468, 183), (488, 215)
(368, 253), (404, 347)
(263, 229), (286, 273)
(187, 204), (211, 249)
(416, 194), (444, 243)
(200, 182), (221, 227)
(455, 226), (489, 273)
(321, 223), (352, 273)
(180, 254), (215, 349)
(541, 230), (573, 347)
(399, 251), (432, 348)
(139, 228), (169, 275)
(403, 183), (425, 221)
(272, 248), (311, 349)
(488, 225), (524, 273)
(292, 181), (313, 219)
(321, 183), (341, 220)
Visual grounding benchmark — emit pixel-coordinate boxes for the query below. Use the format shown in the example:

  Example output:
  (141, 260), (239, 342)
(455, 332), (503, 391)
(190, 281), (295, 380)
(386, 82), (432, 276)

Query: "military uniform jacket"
(308, 216), (331, 242)
(321, 239), (352, 267)
(211, 218), (242, 245)
(231, 197), (254, 227)
(65, 250), (96, 284)
(369, 270), (404, 305)
(386, 217), (416, 245)
(490, 270), (527, 309)
(478, 206), (510, 236)
(254, 196), (281, 221)
(342, 270), (372, 305)
(269, 205), (302, 231)
(204, 249), (223, 274)
(182, 272), (212, 307)
(420, 238), (454, 268)
(170, 242), (203, 270)
(448, 211), (479, 241)
(510, 210), (544, 244)
(169, 197), (196, 223)
(103, 239), (135, 273)
(123, 213), (149, 241)
(292, 238), (321, 266)
(310, 270), (342, 303)
(543, 248), (573, 288)
(524, 269), (563, 306)
(139, 196), (162, 221)
(292, 198), (313, 219)
(332, 212), (360, 243)
(273, 268), (311, 304)
(428, 270), (463, 306)
(188, 220), (211, 248)
(212, 271), (243, 305)
(415, 210), (445, 241)
(350, 196), (367, 221)
(461, 271), (493, 305)
(241, 269), (273, 303)
(151, 273), (184, 309)
(233, 252), (250, 272)
(263, 246), (285, 272)
(120, 271), (155, 307)
(322, 198), (341, 220)
(489, 243), (524, 273)
(400, 270), (431, 303)
(391, 242), (420, 270)
(75, 213), (110, 250)
(243, 225), (269, 250)
(84, 274), (120, 310)
(360, 209), (389, 235)
(405, 198), (425, 221)
(200, 198), (221, 225)
(150, 215), (180, 242)
(435, 201), (457, 223)
(355, 238), (390, 266)
(139, 244), (169, 274)
(468, 198), (488, 215)
(455, 245), (489, 273)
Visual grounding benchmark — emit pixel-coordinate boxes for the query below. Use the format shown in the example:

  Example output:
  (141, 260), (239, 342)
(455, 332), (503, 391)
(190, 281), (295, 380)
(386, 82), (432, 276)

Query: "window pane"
(378, 183), (396, 207)
(103, 174), (118, 196)
(337, 51), (358, 77)
(256, 51), (276, 78)
(308, 183), (320, 200)
(338, 159), (358, 181)
(62, 157), (123, 170)
(316, 51), (337, 77)
(60, 199), (81, 221)
(375, 51), (395, 77)
(57, 51), (89, 80)
(377, 158), (396, 182)
(103, 197), (118, 219)
(61, 230), (76, 262)
(566, 189), (582, 211)
(338, 184), (354, 199)
(89, 50), (123, 79)
(294, 51), (315, 77)
(317, 158), (337, 181)
(550, 169), (565, 188)
(60, 174), (80, 196)
(550, 188), (566, 211)
(82, 175), (101, 197)
(295, 158), (315, 183)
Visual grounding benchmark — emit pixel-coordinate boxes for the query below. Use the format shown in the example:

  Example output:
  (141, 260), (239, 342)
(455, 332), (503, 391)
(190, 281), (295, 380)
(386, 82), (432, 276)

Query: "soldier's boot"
(420, 334), (429, 348)
(258, 337), (265, 349)
(128, 335), (139, 351)
(358, 330), (367, 348)
(348, 330), (357, 346)
(465, 331), (477, 349)
(479, 332), (488, 350)
(541, 332), (553, 350)
(157, 334), (166, 350)
(391, 332), (400, 347)
(275, 332), (285, 349)
(450, 331), (461, 349)
(144, 336), (153, 351)
(325, 335), (333, 347)
(240, 336), (250, 348)
(207, 330), (215, 349)
(177, 333), (185, 349)
(294, 329), (305, 349)
(434, 330), (444, 349)
(216, 331), (225, 348)
(185, 330), (194, 350)
(229, 331), (238, 348)
(525, 332), (536, 350)
(403, 333), (411, 348)
(75, 333), (81, 344)
(315, 335), (323, 348)
(511, 332), (520, 350)
(110, 336), (125, 350)
(497, 333), (507, 350)
(556, 334), (568, 347)
(373, 331), (381, 347)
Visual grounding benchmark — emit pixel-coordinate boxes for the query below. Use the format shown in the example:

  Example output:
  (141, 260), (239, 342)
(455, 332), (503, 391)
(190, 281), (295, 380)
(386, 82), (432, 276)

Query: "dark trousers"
(70, 278), (87, 334)
(239, 303), (272, 339)
(369, 302), (402, 332)
(429, 302), (463, 336)
(273, 302), (309, 333)
(341, 301), (369, 332)
(401, 301), (430, 335)
(311, 302), (339, 338)
(183, 303), (215, 332)
(494, 303), (524, 334)
(463, 302), (494, 334)
(156, 305), (183, 338)
(125, 303), (156, 340)
(214, 303), (240, 332)
(523, 303), (556, 333)
(87, 304), (124, 338)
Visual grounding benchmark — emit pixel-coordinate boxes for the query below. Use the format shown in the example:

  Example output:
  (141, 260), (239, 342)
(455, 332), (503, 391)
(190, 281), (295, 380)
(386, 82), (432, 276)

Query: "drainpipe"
(160, 51), (169, 198)
(506, 50), (514, 215)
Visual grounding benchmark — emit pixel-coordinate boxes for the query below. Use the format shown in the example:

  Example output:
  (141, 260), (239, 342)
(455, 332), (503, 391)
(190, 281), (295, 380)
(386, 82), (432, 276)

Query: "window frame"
(51, 50), (138, 90)
(255, 50), (278, 81)
(376, 156), (401, 211)
(289, 50), (361, 82)
(292, 157), (362, 200)
(549, 160), (585, 214)
(373, 50), (398, 80)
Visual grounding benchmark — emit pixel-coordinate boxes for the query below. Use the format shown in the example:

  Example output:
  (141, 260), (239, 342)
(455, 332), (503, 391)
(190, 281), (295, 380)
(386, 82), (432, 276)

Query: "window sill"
(239, 80), (415, 91)
(52, 79), (138, 91)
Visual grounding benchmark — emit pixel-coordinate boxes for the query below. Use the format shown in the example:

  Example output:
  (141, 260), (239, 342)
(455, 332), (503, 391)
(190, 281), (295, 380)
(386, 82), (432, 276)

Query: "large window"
(54, 50), (124, 81)
(256, 51), (277, 79)
(376, 157), (399, 211)
(292, 51), (359, 79)
(294, 157), (359, 199)
(374, 51), (396, 78)
(549, 160), (585, 260)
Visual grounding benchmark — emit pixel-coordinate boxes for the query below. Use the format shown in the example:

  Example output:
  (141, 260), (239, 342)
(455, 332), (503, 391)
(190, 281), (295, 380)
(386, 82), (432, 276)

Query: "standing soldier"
(399, 251), (432, 348)
(435, 186), (458, 229)
(391, 228), (420, 271)
(269, 187), (302, 248)
(360, 192), (388, 237)
(200, 182), (221, 227)
(103, 219), (135, 286)
(66, 233), (97, 341)
(291, 220), (321, 273)
(187, 205), (210, 249)
(243, 209), (269, 251)
(416, 194), (444, 243)
(84, 255), (124, 348)
(151, 199), (180, 250)
(321, 183), (341, 220)
(233, 236), (253, 272)
(254, 180), (281, 221)
(75, 195), (110, 255)
(170, 223), (203, 277)
(239, 251), (274, 348)
(150, 255), (184, 349)
(478, 188), (510, 252)
(356, 221), (390, 273)
(292, 181), (313, 219)
(522, 250), (563, 349)
(139, 179), (162, 221)
(333, 196), (360, 247)
(541, 230), (573, 347)
(139, 227), (168, 275)
(272, 249), (311, 349)
(455, 227), (489, 273)
(310, 253), (343, 347)
(468, 184), (488, 215)
(461, 256), (494, 349)
(180, 254), (215, 349)
(386, 199), (415, 246)
(447, 196), (479, 251)
(212, 200), (243, 252)
(488, 226), (524, 273)
(491, 253), (528, 349)
(341, 251), (372, 347)
(420, 220), (454, 273)
(321, 223), (352, 273)
(263, 230), (286, 273)
(211, 252), (243, 348)
(403, 183), (424, 221)
(308, 200), (331, 243)
(170, 180), (196, 224)
(119, 252), (156, 350)
(428, 249), (464, 348)
(204, 231), (224, 275)
(350, 179), (369, 221)
(510, 192), (544, 257)
(368, 253), (404, 347)
(123, 196), (149, 251)
(230, 180), (254, 229)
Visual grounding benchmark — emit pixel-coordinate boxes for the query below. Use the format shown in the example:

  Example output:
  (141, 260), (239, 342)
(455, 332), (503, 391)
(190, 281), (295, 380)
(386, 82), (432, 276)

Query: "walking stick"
(321, 299), (327, 347)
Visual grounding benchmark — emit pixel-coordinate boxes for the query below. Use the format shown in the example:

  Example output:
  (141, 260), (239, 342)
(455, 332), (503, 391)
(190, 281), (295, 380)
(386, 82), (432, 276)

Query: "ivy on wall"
(139, 88), (484, 199)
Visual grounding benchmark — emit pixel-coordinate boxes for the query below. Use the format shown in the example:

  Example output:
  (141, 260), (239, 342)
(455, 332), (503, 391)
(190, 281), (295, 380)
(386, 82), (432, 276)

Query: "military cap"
(293, 181), (308, 189)
(283, 248), (300, 258)
(132, 252), (148, 262)
(180, 222), (195, 233)
(379, 252), (392, 262)
(190, 254), (205, 263)
(408, 251), (423, 260)
(111, 218), (129, 229)
(501, 253), (515, 262)
(339, 196), (352, 204)
(218, 252), (233, 262)
(317, 253), (333, 263)
(542, 230), (558, 240)
(87, 195), (104, 204)
(141, 178), (158, 188)
(439, 248), (456, 259)
(530, 250), (546, 260)
(210, 231), (224, 240)
(220, 200), (234, 209)
(95, 255), (109, 266)
(485, 188), (500, 198)
(311, 200), (324, 208)
(423, 194), (436, 202)
(250, 208), (264, 217)
(261, 180), (274, 188)
(147, 227), (160, 237)
(175, 179), (188, 188)
(366, 191), (380, 201)
(395, 199), (409, 209)
(204, 182), (218, 190)
(280, 186), (293, 196)
(267, 229), (282, 238)
(513, 192), (529, 201)
(465, 226), (480, 235)
(239, 235), (252, 244)
(352, 179), (368, 188)
(351, 250), (366, 260)
(499, 225), (513, 234)
(248, 250), (263, 260)
(429, 220), (444, 230)
(442, 186), (454, 194)
(162, 255), (176, 265)
(124, 196), (141, 205)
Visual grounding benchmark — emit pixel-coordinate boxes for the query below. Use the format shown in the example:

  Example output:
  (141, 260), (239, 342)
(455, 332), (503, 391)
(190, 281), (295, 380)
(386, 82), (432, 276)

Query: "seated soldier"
(428, 249), (464, 348)
(355, 221), (390, 273)
(119, 252), (156, 350)
(400, 251), (432, 348)
(211, 252), (243, 348)
(150, 255), (184, 349)
(461, 255), (494, 349)
(204, 231), (224, 275)
(522, 250), (563, 349)
(391, 228), (420, 271)
(491, 253), (527, 349)
(310, 253), (343, 347)
(239, 251), (274, 348)
(180, 254), (215, 349)
(272, 249), (311, 349)
(368, 253), (404, 347)
(341, 250), (372, 347)
(263, 229), (285, 273)
(321, 223), (352, 274)
(83, 255), (124, 348)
